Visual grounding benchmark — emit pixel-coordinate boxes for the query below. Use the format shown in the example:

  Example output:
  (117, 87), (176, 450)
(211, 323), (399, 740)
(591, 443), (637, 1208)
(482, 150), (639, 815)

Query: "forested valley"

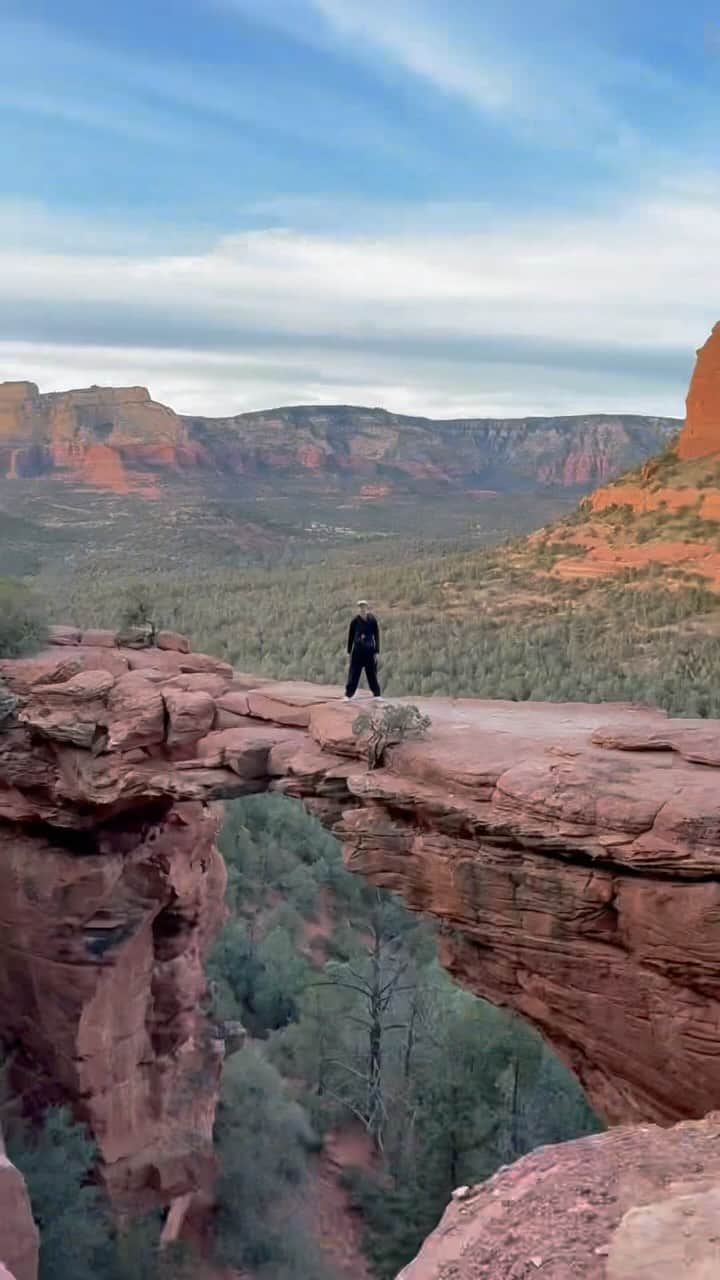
(205, 796), (599, 1278)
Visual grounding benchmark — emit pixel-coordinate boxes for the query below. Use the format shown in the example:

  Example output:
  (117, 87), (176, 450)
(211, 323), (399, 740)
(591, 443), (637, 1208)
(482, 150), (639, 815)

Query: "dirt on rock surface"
(305, 1127), (375, 1280)
(397, 1115), (720, 1280)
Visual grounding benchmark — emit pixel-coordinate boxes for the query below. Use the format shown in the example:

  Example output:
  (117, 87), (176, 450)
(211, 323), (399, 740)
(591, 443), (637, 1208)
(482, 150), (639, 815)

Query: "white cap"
(357, 598), (368, 605)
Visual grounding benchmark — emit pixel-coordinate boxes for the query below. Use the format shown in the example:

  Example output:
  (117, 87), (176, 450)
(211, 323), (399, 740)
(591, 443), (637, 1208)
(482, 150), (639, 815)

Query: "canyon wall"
(0, 636), (233, 1215)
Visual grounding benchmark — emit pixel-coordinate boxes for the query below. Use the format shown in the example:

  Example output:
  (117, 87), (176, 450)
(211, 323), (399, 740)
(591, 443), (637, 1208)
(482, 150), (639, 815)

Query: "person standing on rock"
(344, 599), (383, 702)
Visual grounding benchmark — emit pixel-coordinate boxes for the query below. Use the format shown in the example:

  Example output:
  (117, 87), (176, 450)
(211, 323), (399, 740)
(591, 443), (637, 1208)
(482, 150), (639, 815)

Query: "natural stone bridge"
(1, 627), (720, 1231)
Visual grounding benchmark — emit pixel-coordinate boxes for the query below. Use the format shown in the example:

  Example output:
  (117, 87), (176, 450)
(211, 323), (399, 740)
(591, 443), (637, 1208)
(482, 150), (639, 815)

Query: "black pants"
(345, 649), (381, 698)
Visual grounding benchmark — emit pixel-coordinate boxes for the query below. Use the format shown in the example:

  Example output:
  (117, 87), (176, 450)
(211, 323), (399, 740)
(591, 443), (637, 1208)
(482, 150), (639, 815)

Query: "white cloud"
(0, 338), (683, 421)
(1, 177), (717, 418)
(310, 0), (514, 113)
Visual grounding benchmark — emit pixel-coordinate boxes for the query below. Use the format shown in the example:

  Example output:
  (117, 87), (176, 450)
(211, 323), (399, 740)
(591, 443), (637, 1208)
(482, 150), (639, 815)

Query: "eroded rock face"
(678, 322), (720, 460)
(396, 1113), (720, 1280)
(0, 383), (196, 493)
(0, 1133), (38, 1280)
(0, 380), (678, 496)
(1, 806), (226, 1213)
(3, 633), (720, 1219)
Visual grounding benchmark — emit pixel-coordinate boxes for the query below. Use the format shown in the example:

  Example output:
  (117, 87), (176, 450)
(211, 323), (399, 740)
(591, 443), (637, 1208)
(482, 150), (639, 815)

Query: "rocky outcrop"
(397, 1113), (720, 1280)
(0, 380), (678, 497)
(3, 635), (720, 1150)
(500, 323), (720, 590)
(0, 1132), (38, 1280)
(678, 322), (720, 460)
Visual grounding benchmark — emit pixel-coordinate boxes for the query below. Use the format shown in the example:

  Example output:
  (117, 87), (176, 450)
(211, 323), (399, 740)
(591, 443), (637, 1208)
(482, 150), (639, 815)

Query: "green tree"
(118, 580), (155, 630)
(353, 704), (431, 769)
(0, 577), (47, 658)
(253, 926), (311, 1029)
(213, 1048), (331, 1279)
(9, 1107), (111, 1280)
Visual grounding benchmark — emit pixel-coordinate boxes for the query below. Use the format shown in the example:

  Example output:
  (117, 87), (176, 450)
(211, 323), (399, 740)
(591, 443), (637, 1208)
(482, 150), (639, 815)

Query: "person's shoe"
(373, 695), (385, 702)
(343, 695), (353, 702)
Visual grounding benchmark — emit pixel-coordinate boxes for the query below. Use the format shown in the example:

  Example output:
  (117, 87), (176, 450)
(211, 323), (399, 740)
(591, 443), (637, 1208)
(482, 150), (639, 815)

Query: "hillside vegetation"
(44, 519), (720, 716)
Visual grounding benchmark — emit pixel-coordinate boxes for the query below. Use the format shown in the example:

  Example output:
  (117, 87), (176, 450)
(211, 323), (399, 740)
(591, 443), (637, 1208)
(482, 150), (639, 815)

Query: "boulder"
(156, 630), (191, 653)
(80, 629), (116, 648)
(115, 625), (153, 649)
(164, 673), (231, 698)
(47, 624), (80, 646)
(196, 726), (299, 777)
(214, 690), (251, 728)
(18, 669), (114, 748)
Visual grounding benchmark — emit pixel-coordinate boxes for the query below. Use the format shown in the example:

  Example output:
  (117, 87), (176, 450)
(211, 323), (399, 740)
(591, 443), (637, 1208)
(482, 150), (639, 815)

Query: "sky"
(1, 0), (720, 418)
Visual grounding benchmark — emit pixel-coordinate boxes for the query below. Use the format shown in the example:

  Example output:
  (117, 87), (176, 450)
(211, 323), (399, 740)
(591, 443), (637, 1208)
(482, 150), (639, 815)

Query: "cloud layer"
(1, 178), (716, 417)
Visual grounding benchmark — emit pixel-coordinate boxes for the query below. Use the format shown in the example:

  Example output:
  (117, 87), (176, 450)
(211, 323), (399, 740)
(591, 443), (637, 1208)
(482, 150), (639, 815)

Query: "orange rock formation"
(3, 636), (720, 1133)
(0, 383), (193, 493)
(678, 321), (720, 460)
(0, 380), (679, 500)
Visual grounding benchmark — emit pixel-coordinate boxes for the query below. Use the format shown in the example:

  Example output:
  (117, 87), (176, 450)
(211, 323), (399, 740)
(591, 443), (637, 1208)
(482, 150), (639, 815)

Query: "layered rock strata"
(0, 379), (678, 495)
(2, 632), (720, 1152)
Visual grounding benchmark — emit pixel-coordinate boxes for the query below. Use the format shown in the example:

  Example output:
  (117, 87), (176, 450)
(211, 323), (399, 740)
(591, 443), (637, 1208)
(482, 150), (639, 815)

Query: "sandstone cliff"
(0, 636), (234, 1216)
(4, 634), (720, 1273)
(0, 379), (678, 498)
(678, 321), (720, 461)
(0, 382), (195, 495)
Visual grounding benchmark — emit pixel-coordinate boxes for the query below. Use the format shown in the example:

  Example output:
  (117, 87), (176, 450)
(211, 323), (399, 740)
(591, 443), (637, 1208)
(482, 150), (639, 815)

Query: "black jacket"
(347, 613), (380, 656)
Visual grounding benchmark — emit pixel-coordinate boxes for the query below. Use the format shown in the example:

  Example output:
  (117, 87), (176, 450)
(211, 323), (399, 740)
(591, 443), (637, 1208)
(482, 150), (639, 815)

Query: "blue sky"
(1, 0), (719, 416)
